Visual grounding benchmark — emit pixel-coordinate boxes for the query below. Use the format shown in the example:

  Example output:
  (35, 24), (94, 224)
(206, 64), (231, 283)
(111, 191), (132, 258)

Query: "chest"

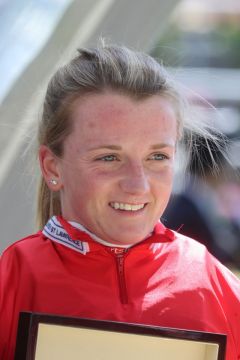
(17, 249), (222, 333)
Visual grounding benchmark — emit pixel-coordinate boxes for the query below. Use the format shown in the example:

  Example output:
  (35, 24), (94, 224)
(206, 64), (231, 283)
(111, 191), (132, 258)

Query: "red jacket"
(0, 216), (240, 360)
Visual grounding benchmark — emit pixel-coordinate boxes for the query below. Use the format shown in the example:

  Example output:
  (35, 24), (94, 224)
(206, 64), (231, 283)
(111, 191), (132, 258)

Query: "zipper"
(110, 248), (128, 304)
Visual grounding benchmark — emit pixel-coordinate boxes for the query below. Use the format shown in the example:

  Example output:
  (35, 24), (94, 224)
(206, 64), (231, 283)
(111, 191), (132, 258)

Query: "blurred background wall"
(0, 0), (240, 269)
(154, 0), (240, 268)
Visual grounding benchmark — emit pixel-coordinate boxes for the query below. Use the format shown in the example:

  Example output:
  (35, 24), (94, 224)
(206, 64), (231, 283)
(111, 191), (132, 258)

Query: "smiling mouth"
(109, 202), (146, 211)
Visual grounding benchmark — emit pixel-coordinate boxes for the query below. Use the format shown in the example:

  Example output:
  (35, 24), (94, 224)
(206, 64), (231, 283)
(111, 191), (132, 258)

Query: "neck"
(69, 221), (133, 248)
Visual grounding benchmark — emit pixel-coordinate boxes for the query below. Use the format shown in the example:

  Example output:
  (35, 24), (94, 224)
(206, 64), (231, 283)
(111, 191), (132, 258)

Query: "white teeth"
(110, 202), (145, 211)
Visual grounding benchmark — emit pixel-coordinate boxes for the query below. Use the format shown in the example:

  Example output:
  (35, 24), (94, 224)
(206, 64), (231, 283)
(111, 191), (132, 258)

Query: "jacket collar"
(42, 216), (175, 255)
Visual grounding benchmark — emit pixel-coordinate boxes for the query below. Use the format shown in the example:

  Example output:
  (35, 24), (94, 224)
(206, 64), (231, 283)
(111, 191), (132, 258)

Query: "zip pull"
(110, 248), (128, 304)
(110, 247), (127, 255)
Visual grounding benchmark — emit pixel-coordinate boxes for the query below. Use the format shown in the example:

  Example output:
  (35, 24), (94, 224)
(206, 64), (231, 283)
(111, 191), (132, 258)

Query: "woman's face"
(57, 92), (177, 245)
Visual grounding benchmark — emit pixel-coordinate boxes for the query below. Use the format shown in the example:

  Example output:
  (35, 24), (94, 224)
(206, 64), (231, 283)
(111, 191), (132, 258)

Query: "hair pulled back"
(37, 42), (215, 228)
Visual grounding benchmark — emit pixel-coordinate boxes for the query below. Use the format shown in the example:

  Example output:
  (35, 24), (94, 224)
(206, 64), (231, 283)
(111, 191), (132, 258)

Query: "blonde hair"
(37, 42), (223, 228)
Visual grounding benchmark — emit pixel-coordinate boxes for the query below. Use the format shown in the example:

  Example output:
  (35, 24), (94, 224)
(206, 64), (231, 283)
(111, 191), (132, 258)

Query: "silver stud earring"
(50, 179), (58, 185)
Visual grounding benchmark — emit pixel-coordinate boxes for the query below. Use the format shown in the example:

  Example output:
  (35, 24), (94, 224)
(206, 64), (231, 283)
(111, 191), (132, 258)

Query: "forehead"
(69, 92), (177, 145)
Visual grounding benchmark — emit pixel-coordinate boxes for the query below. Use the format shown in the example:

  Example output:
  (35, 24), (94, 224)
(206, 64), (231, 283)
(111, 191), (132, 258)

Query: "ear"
(39, 145), (63, 191)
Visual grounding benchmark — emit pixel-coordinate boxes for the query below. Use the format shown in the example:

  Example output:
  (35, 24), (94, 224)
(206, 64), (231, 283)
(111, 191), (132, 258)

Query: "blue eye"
(98, 155), (118, 161)
(150, 153), (167, 161)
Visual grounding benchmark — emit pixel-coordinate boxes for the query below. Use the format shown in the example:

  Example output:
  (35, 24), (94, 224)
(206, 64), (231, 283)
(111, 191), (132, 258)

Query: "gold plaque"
(14, 312), (226, 360)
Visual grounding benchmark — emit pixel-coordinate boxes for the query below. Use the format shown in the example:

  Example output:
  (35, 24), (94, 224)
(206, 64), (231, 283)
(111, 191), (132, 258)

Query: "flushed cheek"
(152, 170), (174, 189)
(79, 181), (111, 209)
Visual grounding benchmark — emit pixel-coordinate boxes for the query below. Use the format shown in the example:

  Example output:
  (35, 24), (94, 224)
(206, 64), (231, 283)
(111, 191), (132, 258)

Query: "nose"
(119, 161), (150, 195)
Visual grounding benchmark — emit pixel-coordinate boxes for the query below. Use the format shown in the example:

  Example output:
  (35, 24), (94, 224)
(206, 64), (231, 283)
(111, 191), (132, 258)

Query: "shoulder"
(172, 230), (240, 291)
(170, 230), (209, 259)
(155, 224), (210, 262)
(1, 232), (49, 265)
(2, 231), (43, 252)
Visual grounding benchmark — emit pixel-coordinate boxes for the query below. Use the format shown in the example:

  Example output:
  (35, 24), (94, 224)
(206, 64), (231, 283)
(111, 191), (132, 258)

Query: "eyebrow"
(88, 143), (175, 151)
(88, 145), (122, 151)
(150, 143), (175, 149)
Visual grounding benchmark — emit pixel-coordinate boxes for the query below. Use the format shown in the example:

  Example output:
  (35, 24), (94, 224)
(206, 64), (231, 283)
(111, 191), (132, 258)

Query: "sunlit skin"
(45, 92), (178, 245)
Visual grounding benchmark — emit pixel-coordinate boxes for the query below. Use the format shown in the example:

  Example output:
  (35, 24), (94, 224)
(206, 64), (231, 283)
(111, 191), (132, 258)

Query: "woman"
(0, 43), (239, 360)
